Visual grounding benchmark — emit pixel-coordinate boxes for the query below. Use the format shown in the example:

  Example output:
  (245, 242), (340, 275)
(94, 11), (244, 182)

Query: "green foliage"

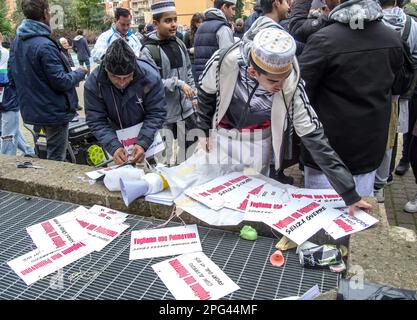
(75, 0), (109, 31)
(11, 0), (110, 32)
(0, 0), (13, 37)
(12, 0), (24, 29)
(234, 0), (244, 20)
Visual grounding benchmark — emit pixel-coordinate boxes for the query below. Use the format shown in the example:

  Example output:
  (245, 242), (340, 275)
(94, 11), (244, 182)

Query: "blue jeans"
(1, 111), (35, 156)
(44, 123), (69, 161)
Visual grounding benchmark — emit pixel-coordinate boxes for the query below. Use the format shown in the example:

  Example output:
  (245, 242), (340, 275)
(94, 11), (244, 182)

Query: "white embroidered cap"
(151, 0), (176, 15)
(250, 28), (296, 75)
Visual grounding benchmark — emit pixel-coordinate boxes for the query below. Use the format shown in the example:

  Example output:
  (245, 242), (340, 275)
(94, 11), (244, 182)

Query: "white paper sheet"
(175, 195), (244, 226)
(266, 200), (342, 245)
(184, 172), (265, 210)
(323, 208), (379, 240)
(288, 188), (346, 208)
(75, 214), (130, 251)
(145, 189), (175, 206)
(7, 239), (96, 286)
(26, 212), (90, 253)
(130, 225), (202, 260)
(152, 252), (240, 300)
(85, 163), (129, 180)
(88, 205), (129, 224)
(240, 194), (286, 222)
(116, 123), (165, 159)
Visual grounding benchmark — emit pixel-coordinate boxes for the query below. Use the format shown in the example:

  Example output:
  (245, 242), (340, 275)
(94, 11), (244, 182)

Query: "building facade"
(102, 0), (257, 29)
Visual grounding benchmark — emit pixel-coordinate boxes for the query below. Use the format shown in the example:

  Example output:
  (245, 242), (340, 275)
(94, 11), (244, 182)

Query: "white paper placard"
(175, 195), (244, 226)
(7, 239), (96, 286)
(266, 200), (341, 245)
(241, 194), (285, 222)
(85, 163), (128, 180)
(116, 123), (165, 159)
(225, 183), (266, 213)
(88, 205), (129, 224)
(75, 214), (130, 251)
(152, 252), (240, 300)
(129, 225), (202, 260)
(184, 172), (265, 210)
(323, 208), (379, 240)
(288, 188), (345, 208)
(26, 212), (90, 252)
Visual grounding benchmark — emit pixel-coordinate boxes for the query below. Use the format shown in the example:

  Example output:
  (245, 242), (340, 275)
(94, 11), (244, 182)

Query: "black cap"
(103, 38), (136, 75)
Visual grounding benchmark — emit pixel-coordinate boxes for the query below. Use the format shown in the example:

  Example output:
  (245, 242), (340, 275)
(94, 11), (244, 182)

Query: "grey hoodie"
(204, 8), (235, 49)
(141, 31), (195, 124)
(382, 6), (417, 60)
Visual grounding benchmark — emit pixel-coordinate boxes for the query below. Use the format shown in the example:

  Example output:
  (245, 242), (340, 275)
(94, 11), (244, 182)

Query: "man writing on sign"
(85, 38), (166, 164)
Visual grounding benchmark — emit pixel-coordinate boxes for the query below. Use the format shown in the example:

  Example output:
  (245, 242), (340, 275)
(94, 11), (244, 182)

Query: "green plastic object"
(240, 225), (258, 241)
(87, 144), (105, 166)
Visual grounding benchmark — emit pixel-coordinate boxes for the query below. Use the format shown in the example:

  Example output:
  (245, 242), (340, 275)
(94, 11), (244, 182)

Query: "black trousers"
(410, 135), (417, 184)
(401, 94), (417, 162)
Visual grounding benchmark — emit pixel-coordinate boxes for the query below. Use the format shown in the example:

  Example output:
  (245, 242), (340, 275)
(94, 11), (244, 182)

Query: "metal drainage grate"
(0, 190), (339, 300)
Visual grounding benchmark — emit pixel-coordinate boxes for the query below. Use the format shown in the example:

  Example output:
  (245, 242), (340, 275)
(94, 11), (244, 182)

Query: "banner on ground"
(185, 172), (265, 210)
(7, 240), (96, 286)
(26, 209), (89, 253)
(266, 200), (341, 245)
(288, 189), (345, 208)
(152, 252), (240, 300)
(130, 225), (202, 260)
(323, 209), (379, 240)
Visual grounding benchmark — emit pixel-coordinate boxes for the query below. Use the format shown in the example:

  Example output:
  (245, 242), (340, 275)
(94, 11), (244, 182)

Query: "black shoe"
(270, 169), (294, 185)
(395, 161), (410, 176)
(24, 153), (39, 158)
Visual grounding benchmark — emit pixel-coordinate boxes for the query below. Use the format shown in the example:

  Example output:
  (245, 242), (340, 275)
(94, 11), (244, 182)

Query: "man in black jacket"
(10, 0), (87, 161)
(85, 39), (166, 164)
(289, 0), (339, 43)
(298, 0), (404, 197)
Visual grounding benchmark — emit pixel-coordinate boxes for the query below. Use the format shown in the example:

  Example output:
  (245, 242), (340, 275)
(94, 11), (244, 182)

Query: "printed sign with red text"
(130, 225), (202, 260)
(152, 252), (240, 300)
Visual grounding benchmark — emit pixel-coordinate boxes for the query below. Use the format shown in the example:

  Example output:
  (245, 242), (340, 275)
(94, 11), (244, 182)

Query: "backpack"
(140, 36), (188, 77)
(393, 15), (417, 100)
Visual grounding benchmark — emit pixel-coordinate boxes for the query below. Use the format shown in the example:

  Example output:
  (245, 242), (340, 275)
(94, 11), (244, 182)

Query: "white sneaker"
(404, 193), (417, 213)
(374, 188), (385, 203)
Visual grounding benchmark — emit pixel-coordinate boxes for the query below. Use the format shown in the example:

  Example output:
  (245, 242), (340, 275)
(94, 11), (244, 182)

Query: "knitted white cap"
(151, 0), (176, 16)
(250, 28), (296, 75)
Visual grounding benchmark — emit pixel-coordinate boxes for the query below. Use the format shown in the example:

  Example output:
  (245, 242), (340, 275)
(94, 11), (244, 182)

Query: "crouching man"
(196, 27), (371, 216)
(85, 38), (167, 164)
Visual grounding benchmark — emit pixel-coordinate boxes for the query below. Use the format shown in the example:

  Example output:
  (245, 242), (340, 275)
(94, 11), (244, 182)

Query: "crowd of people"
(0, 0), (416, 215)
